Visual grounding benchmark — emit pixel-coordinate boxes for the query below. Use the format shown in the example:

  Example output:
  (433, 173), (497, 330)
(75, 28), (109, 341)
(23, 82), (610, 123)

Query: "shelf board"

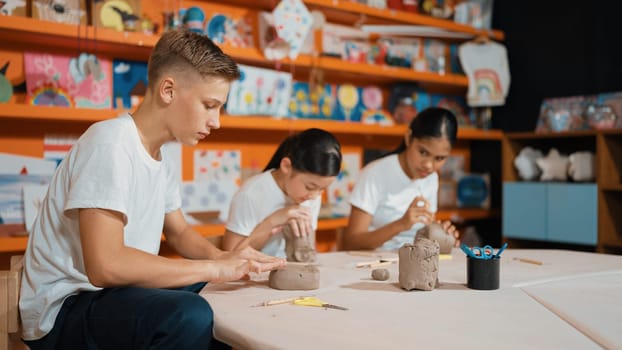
(505, 130), (598, 139)
(0, 16), (468, 88)
(207, 0), (504, 41)
(0, 210), (497, 252)
(602, 239), (622, 250)
(0, 236), (29, 253)
(0, 16), (156, 59)
(600, 184), (622, 191)
(0, 104), (502, 140)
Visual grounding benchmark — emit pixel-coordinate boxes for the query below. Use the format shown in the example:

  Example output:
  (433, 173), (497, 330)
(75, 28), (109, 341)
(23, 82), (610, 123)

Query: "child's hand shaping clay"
(399, 196), (434, 230)
(268, 205), (313, 238)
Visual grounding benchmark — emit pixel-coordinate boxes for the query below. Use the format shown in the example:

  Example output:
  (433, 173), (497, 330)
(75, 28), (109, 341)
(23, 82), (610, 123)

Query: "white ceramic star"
(536, 148), (569, 181)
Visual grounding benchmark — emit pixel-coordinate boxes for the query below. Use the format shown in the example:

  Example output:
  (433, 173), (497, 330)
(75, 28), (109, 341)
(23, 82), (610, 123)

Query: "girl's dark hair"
(389, 107), (458, 155)
(264, 128), (342, 176)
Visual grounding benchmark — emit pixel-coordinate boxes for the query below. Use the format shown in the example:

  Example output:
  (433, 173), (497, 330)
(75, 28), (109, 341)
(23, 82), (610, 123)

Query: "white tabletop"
(200, 249), (622, 349)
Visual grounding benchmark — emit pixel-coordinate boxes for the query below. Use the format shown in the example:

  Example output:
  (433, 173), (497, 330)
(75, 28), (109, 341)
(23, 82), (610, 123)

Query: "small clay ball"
(371, 268), (390, 281)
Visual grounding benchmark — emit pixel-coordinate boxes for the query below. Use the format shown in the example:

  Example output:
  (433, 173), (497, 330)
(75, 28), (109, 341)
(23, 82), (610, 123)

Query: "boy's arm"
(79, 208), (251, 288)
(163, 209), (286, 265)
(162, 209), (224, 259)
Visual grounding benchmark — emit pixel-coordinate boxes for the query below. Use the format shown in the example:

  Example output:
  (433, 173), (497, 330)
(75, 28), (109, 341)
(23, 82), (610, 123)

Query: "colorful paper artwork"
(288, 82), (336, 120)
(181, 180), (238, 222)
(327, 152), (361, 216)
(1, 0), (27, 16)
(25, 52), (112, 109)
(226, 64), (292, 117)
(184, 149), (242, 221)
(194, 150), (241, 185)
(0, 49), (25, 104)
(335, 84), (363, 122)
(92, 0), (141, 31)
(272, 0), (312, 59)
(113, 59), (147, 109)
(32, 0), (87, 24)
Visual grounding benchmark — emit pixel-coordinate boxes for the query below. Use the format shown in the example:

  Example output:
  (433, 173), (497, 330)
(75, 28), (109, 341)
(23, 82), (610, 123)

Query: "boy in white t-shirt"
(344, 107), (460, 251)
(223, 129), (341, 257)
(20, 30), (284, 349)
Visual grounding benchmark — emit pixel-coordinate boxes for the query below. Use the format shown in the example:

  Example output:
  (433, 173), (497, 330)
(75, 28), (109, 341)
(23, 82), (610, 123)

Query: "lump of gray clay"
(282, 225), (317, 262)
(398, 238), (440, 291)
(371, 268), (390, 281)
(415, 222), (455, 254)
(268, 264), (320, 290)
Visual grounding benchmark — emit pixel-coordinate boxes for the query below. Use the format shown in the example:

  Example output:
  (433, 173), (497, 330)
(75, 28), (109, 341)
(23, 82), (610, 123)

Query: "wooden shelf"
(505, 130), (598, 139)
(0, 16), (469, 89)
(0, 104), (503, 140)
(601, 185), (622, 191)
(207, 0), (504, 41)
(0, 236), (29, 253)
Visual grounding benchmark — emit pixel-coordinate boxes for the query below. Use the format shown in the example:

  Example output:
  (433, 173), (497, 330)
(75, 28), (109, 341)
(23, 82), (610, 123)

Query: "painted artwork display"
(92, 0), (141, 31)
(113, 59), (147, 109)
(194, 150), (241, 185)
(288, 82), (336, 120)
(327, 152), (361, 216)
(226, 65), (292, 117)
(186, 149), (242, 221)
(206, 13), (254, 48)
(25, 52), (112, 109)
(0, 49), (25, 104)
(1, 0), (27, 16)
(32, 0), (87, 24)
(272, 0), (312, 59)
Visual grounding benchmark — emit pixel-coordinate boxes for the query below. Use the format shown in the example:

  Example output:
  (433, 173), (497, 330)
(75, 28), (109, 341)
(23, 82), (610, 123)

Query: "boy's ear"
(159, 77), (175, 104)
(280, 157), (293, 175)
(404, 129), (412, 147)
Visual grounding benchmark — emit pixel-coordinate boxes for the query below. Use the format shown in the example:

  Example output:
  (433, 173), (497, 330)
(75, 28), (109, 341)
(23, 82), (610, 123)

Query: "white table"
(200, 249), (622, 349)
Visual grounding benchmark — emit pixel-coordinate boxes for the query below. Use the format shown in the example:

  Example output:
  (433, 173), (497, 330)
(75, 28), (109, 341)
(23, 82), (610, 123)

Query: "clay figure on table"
(415, 222), (455, 254)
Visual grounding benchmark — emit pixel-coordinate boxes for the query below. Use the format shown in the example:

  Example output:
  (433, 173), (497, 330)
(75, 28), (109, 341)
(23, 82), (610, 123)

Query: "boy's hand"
(220, 246), (286, 271)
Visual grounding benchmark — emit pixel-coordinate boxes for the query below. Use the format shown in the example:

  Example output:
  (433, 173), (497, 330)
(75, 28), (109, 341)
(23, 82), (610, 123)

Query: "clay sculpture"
(268, 264), (320, 290)
(398, 238), (440, 291)
(282, 225), (317, 263)
(415, 223), (455, 254)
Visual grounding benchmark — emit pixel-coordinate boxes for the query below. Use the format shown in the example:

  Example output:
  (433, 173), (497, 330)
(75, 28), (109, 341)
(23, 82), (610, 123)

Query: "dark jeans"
(25, 282), (230, 350)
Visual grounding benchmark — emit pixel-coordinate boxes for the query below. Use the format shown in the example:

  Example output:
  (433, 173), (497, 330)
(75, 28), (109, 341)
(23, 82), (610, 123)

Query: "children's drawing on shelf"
(32, 0), (86, 24)
(423, 39), (446, 74)
(0, 57), (26, 104)
(92, 0), (140, 31)
(113, 59), (147, 109)
(25, 52), (111, 108)
(226, 65), (292, 117)
(288, 82), (336, 120)
(1, 0), (27, 16)
(194, 150), (241, 186)
(360, 86), (394, 125)
(336, 84), (362, 121)
(271, 0), (312, 59)
(0, 174), (51, 236)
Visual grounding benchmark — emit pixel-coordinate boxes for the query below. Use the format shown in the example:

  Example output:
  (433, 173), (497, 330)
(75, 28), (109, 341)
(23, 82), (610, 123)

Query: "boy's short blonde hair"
(147, 29), (240, 88)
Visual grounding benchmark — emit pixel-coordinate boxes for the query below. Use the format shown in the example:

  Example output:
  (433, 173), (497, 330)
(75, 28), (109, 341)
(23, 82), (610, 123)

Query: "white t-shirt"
(349, 154), (438, 250)
(458, 41), (511, 107)
(20, 114), (181, 341)
(225, 170), (321, 258)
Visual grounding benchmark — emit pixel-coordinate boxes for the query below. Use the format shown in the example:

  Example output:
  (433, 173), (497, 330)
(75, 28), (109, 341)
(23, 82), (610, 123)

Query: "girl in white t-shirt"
(344, 107), (460, 251)
(223, 128), (342, 257)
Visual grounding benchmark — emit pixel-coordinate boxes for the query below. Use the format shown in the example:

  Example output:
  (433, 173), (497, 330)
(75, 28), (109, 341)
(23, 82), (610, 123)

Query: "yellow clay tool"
(293, 297), (348, 311)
